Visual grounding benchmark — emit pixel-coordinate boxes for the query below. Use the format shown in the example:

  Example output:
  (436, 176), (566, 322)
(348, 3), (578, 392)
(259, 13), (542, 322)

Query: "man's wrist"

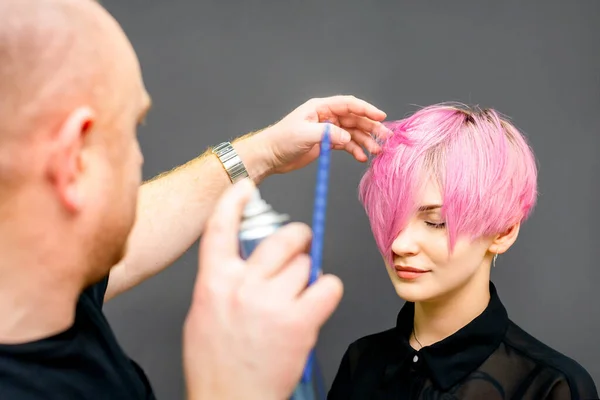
(231, 130), (273, 185)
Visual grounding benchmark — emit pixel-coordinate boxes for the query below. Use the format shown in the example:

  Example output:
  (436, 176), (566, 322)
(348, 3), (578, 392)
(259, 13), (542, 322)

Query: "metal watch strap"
(212, 141), (249, 183)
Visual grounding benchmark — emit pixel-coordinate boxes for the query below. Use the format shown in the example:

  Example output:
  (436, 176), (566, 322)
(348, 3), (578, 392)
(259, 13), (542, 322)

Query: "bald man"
(0, 0), (390, 399)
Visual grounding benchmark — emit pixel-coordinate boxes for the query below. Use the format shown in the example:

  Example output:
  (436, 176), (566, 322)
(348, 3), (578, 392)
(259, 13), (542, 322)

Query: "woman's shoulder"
(347, 327), (397, 353)
(504, 320), (598, 399)
(339, 327), (399, 371)
(332, 327), (399, 385)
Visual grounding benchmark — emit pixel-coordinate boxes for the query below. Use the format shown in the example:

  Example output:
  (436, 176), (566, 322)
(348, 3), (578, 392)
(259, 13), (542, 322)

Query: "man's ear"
(47, 107), (95, 213)
(488, 221), (521, 255)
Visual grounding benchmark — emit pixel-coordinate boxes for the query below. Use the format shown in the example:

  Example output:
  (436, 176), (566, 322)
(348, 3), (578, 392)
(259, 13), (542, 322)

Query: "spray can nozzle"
(239, 188), (290, 233)
(242, 188), (272, 219)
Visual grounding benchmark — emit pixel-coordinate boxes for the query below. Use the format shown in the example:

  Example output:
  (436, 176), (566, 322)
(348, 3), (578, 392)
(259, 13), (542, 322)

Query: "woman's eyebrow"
(418, 204), (442, 212)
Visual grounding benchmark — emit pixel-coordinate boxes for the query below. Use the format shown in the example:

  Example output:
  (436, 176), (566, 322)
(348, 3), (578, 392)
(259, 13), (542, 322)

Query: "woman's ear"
(488, 222), (521, 255)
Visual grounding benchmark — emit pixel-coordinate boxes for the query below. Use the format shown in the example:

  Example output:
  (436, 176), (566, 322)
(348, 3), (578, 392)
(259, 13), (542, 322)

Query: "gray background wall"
(101, 1), (600, 398)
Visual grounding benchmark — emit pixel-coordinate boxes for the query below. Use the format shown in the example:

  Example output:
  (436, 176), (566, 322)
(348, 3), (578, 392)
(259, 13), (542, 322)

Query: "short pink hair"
(359, 103), (538, 263)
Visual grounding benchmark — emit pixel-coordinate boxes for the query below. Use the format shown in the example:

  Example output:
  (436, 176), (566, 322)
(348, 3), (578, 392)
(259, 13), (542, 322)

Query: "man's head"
(359, 104), (538, 302)
(0, 0), (150, 286)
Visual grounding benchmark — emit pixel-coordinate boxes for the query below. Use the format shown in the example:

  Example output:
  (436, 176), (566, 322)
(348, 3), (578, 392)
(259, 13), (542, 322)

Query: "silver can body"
(238, 209), (290, 260)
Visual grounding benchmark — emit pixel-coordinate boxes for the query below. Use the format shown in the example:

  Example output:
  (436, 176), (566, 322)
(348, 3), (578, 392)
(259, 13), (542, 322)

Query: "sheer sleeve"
(545, 371), (599, 400)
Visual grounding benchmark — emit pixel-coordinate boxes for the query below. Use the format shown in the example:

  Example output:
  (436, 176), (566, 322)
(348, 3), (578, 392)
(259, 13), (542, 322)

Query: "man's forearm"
(104, 133), (271, 301)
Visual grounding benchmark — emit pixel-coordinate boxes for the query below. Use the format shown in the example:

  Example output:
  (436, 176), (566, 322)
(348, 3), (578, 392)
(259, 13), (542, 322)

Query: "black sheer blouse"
(328, 282), (598, 400)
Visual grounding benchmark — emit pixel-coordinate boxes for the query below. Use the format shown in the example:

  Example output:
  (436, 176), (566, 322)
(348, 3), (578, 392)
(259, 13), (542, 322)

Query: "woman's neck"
(411, 276), (491, 349)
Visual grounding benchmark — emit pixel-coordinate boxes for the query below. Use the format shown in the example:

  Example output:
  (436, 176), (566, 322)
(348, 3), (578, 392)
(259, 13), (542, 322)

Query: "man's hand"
(245, 95), (391, 176)
(183, 179), (343, 400)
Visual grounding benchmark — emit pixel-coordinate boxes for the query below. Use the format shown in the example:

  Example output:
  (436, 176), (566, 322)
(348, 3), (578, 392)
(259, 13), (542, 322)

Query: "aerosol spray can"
(238, 187), (290, 260)
(237, 187), (325, 400)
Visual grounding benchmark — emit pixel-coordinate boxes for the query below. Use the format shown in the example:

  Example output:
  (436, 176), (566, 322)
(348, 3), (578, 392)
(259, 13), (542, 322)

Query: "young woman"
(327, 104), (598, 400)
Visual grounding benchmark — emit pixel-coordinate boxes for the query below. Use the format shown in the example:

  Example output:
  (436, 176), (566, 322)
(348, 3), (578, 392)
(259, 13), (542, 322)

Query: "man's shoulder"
(504, 320), (598, 399)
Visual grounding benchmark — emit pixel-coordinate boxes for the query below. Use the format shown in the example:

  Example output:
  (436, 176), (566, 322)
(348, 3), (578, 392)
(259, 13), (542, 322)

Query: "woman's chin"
(392, 281), (434, 303)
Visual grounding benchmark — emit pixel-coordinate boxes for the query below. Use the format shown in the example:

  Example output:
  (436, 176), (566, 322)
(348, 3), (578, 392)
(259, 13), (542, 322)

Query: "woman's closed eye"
(418, 206), (445, 229)
(425, 221), (446, 229)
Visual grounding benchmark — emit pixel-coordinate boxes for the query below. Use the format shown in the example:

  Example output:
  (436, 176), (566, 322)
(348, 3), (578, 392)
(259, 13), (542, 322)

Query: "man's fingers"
(344, 128), (382, 155)
(246, 222), (312, 278)
(333, 116), (383, 154)
(341, 138), (368, 162)
(199, 178), (255, 271)
(268, 253), (311, 298)
(325, 118), (388, 154)
(296, 274), (344, 328)
(325, 126), (379, 162)
(316, 95), (387, 121)
(338, 115), (385, 140)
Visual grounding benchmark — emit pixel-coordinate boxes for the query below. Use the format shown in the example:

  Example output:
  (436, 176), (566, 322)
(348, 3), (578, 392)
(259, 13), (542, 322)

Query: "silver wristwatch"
(212, 141), (249, 183)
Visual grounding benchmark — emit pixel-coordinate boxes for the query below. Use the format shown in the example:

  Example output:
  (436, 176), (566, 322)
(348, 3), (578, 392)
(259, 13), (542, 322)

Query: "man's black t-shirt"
(0, 276), (156, 399)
